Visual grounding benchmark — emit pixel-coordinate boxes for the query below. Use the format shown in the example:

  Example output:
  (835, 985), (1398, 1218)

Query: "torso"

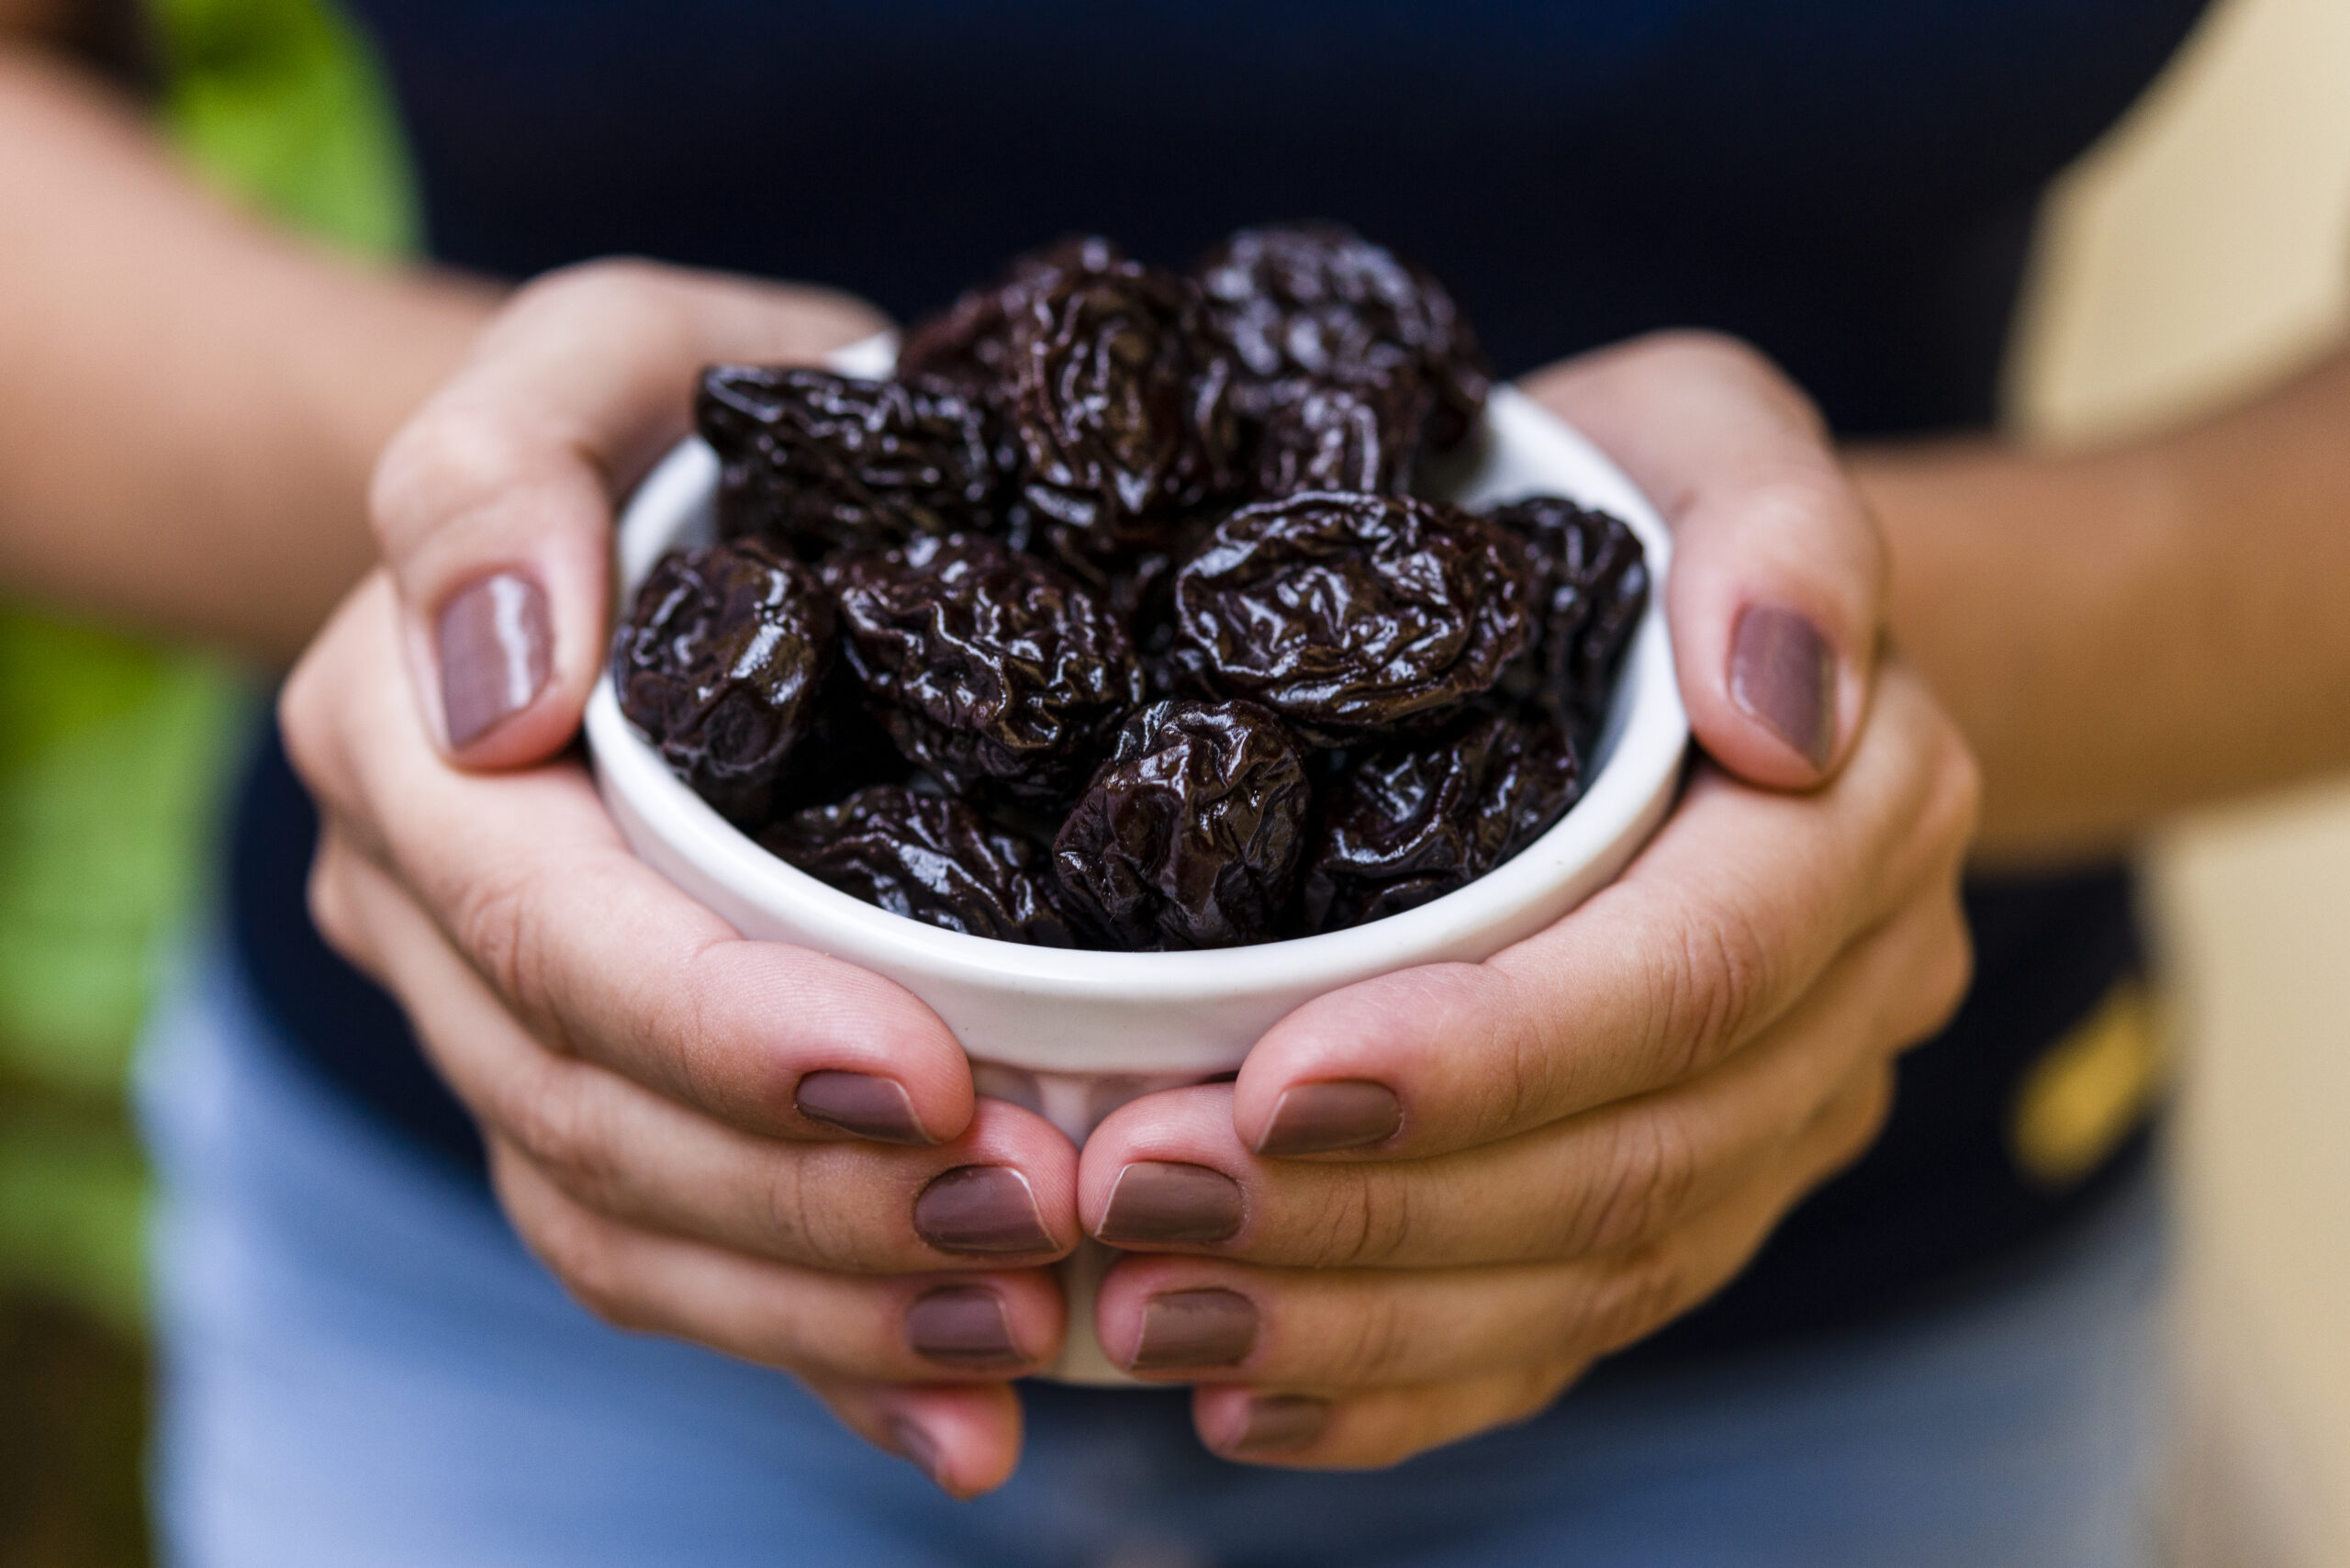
(235, 0), (2207, 1353)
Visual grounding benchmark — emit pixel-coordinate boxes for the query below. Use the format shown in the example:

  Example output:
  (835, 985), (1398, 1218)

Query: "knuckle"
(1577, 1248), (1692, 1356)
(640, 938), (754, 1115)
(1837, 1068), (1898, 1166)
(370, 398), (543, 558)
(519, 1187), (644, 1329)
(1911, 732), (1985, 878)
(499, 1070), (616, 1205)
(275, 659), (330, 788)
(759, 1157), (874, 1272)
(303, 837), (364, 967)
(1638, 330), (1826, 440)
(1326, 1294), (1417, 1386)
(1311, 1168), (1415, 1268)
(1914, 902), (1976, 1038)
(1565, 1110), (1702, 1255)
(1496, 1363), (1577, 1431)
(447, 859), (562, 1032)
(1651, 894), (1774, 1081)
(1935, 732), (1986, 846)
(1639, 328), (1771, 383)
(523, 255), (672, 316)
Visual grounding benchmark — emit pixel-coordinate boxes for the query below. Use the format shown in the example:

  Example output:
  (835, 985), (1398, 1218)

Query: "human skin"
(0, 42), (493, 659)
(294, 278), (1972, 1489)
(6, 19), (2348, 1493)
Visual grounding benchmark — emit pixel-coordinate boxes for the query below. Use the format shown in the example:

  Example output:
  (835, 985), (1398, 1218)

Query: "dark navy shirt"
(231, 0), (2205, 1358)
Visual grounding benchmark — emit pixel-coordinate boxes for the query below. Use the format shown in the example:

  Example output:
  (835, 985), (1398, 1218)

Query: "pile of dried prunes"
(612, 223), (1648, 950)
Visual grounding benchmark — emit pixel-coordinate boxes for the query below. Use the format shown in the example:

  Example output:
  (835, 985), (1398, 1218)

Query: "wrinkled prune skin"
(827, 532), (1144, 804)
(1172, 492), (1533, 745)
(1487, 495), (1651, 731)
(763, 785), (1080, 946)
(1053, 700), (1310, 949)
(899, 234), (1129, 398)
(1005, 258), (1241, 557)
(612, 541), (835, 824)
(1250, 376), (1427, 497)
(698, 365), (1013, 557)
(1194, 221), (1491, 453)
(1302, 708), (1583, 933)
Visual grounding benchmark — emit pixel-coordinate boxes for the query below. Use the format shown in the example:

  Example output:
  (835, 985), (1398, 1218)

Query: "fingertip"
(431, 567), (558, 756)
(887, 1384), (1025, 1498)
(1193, 1385), (1330, 1462)
(756, 951), (979, 1144)
(1673, 577), (1876, 791)
(1230, 962), (1483, 1156)
(793, 1070), (940, 1146)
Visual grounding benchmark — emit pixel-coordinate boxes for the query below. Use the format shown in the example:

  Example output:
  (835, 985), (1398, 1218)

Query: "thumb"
(1522, 330), (1884, 789)
(369, 257), (887, 768)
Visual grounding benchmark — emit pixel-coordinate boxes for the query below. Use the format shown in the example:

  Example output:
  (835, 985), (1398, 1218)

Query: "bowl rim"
(583, 380), (1686, 1002)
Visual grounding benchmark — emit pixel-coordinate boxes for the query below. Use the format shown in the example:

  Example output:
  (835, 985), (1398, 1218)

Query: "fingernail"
(1256, 1081), (1401, 1157)
(914, 1166), (1055, 1255)
(1229, 1394), (1329, 1456)
(1131, 1288), (1259, 1371)
(1729, 605), (1836, 769)
(438, 571), (552, 747)
(906, 1286), (1023, 1370)
(887, 1415), (949, 1488)
(796, 1071), (932, 1145)
(1097, 1161), (1245, 1247)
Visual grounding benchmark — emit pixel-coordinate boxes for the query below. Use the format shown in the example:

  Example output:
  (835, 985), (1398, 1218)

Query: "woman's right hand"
(280, 261), (1075, 1497)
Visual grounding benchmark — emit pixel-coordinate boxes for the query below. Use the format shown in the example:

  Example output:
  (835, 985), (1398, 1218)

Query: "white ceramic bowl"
(584, 353), (1686, 1381)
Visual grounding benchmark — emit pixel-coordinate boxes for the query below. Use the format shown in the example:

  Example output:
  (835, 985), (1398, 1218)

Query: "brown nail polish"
(1230, 1394), (1329, 1456)
(906, 1286), (1023, 1369)
(1256, 1081), (1401, 1157)
(795, 1071), (931, 1145)
(438, 571), (552, 748)
(1131, 1288), (1259, 1372)
(888, 1415), (948, 1487)
(914, 1166), (1055, 1255)
(1097, 1161), (1244, 1247)
(1729, 604), (1836, 770)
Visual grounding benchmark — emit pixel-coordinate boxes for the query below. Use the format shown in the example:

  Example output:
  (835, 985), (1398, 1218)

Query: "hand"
(1074, 332), (1981, 1467)
(283, 261), (1077, 1497)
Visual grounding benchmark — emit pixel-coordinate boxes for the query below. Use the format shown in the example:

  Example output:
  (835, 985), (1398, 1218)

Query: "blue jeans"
(140, 945), (2167, 1567)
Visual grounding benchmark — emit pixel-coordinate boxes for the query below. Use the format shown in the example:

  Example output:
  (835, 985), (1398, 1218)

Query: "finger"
(802, 1374), (1024, 1500)
(1523, 330), (1885, 786)
(1092, 1064), (1896, 1387)
(368, 260), (885, 765)
(289, 577), (980, 1147)
(492, 1140), (1068, 1382)
(319, 835), (1078, 1271)
(1233, 660), (1978, 1160)
(1191, 1363), (1583, 1471)
(1084, 893), (1946, 1271)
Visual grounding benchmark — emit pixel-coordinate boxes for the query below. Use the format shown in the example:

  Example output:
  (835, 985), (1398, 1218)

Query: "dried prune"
(612, 540), (834, 824)
(697, 365), (1013, 557)
(771, 658), (913, 815)
(1488, 495), (1650, 732)
(827, 532), (1143, 803)
(1172, 491), (1532, 745)
(1302, 708), (1583, 933)
(1053, 700), (1310, 949)
(763, 785), (1079, 946)
(1250, 376), (1427, 497)
(1005, 258), (1240, 557)
(899, 234), (1129, 398)
(1194, 221), (1491, 452)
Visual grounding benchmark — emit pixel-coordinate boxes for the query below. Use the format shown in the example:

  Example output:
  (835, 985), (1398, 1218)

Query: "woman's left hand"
(1076, 334), (1981, 1467)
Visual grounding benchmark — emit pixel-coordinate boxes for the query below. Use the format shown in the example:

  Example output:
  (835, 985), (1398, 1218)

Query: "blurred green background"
(0, 1), (413, 1559)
